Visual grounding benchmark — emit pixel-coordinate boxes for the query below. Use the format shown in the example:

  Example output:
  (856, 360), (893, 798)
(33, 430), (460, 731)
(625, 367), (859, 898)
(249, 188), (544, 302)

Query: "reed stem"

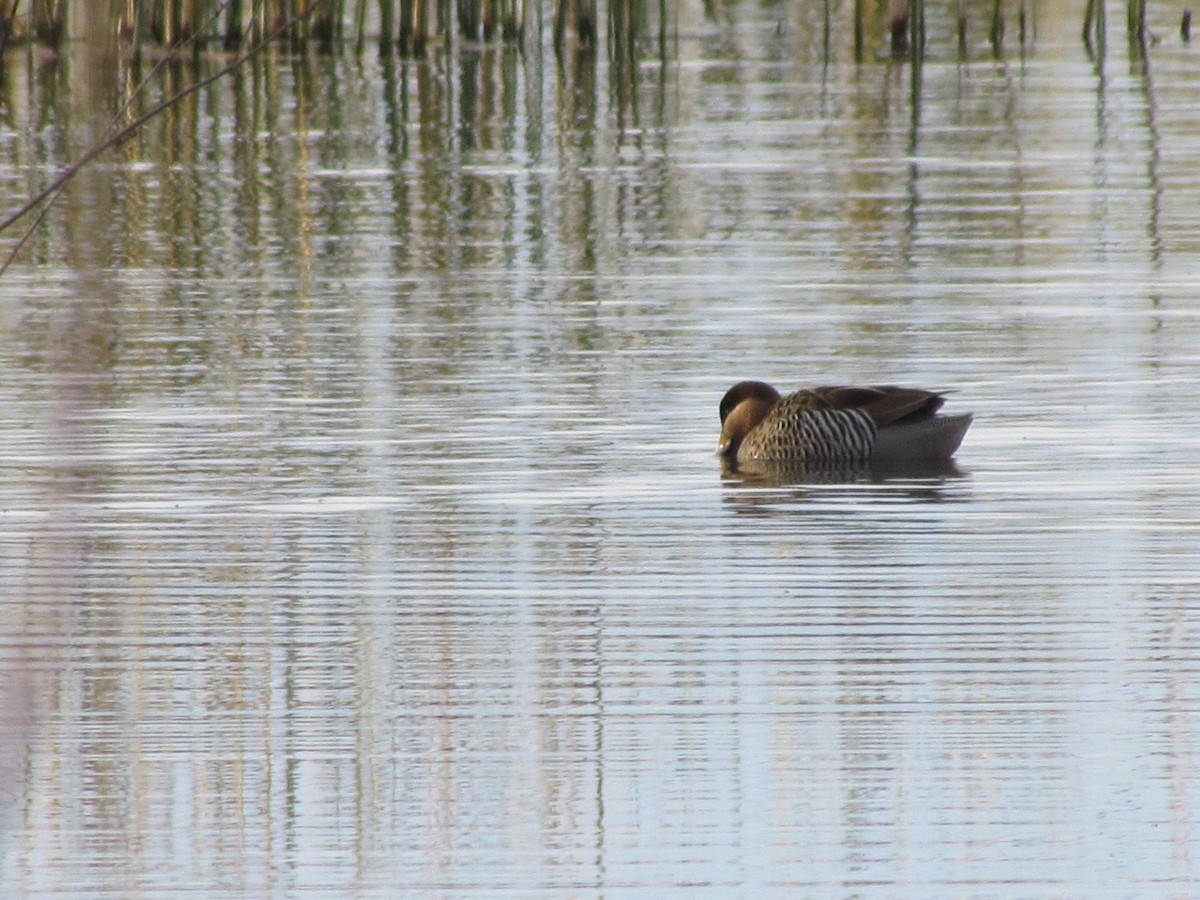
(0, 0), (1071, 67)
(889, 0), (909, 57)
(853, 0), (865, 62)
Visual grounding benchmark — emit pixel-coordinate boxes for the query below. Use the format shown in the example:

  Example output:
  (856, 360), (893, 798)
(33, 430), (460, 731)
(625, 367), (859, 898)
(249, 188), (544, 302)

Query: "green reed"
(0, 0), (628, 62)
(0, 0), (1178, 67)
(97, 0), (590, 55)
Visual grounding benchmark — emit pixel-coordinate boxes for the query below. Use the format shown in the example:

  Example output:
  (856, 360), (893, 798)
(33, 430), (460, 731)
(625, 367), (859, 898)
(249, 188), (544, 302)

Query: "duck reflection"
(719, 455), (968, 511)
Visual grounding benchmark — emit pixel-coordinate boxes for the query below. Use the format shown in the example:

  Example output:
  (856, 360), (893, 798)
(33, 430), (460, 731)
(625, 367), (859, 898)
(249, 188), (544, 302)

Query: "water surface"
(2, 6), (1200, 895)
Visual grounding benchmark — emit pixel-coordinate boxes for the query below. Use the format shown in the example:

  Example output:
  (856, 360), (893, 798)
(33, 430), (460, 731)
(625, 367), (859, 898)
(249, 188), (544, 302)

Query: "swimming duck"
(718, 381), (972, 467)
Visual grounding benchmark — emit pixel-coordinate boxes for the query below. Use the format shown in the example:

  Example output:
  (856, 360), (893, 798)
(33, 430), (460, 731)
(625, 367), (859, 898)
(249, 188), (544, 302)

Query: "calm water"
(2, 4), (1200, 895)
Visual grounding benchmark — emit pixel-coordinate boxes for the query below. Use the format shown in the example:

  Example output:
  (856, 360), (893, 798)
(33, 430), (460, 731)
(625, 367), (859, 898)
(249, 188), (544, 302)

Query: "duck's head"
(717, 381), (780, 458)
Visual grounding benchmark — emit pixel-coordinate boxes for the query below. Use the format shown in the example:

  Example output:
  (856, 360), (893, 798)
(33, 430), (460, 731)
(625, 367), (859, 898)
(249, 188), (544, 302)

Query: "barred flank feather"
(748, 392), (877, 462)
(807, 408), (877, 462)
(747, 406), (876, 462)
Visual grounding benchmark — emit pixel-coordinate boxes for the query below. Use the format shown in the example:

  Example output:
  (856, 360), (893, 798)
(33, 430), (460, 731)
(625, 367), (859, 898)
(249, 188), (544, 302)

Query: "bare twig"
(0, 0), (336, 277)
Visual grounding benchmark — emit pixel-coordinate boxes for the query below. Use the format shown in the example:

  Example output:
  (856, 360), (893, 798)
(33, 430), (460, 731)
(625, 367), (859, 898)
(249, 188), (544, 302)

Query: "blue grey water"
(2, 5), (1199, 896)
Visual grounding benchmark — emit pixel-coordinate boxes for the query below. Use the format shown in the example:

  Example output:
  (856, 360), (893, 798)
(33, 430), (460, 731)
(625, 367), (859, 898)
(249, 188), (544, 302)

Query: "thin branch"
(0, 0), (336, 276)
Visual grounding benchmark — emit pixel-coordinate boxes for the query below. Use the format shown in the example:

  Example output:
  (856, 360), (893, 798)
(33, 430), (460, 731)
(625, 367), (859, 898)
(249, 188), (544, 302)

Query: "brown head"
(718, 381), (780, 458)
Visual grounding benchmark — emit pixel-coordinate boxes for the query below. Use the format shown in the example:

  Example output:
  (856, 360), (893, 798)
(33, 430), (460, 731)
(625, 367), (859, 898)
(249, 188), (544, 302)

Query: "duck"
(718, 380), (972, 468)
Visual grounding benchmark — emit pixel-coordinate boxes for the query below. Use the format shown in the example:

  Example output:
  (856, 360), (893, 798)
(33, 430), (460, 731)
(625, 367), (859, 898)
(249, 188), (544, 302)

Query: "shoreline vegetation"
(0, 0), (1186, 65)
(0, 0), (1188, 271)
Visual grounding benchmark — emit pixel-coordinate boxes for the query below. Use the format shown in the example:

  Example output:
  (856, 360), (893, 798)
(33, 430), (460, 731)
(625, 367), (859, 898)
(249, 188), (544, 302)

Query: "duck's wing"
(810, 385), (946, 426)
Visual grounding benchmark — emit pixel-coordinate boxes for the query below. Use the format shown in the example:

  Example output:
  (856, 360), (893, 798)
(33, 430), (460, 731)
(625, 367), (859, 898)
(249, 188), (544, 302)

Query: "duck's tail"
(871, 413), (973, 464)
